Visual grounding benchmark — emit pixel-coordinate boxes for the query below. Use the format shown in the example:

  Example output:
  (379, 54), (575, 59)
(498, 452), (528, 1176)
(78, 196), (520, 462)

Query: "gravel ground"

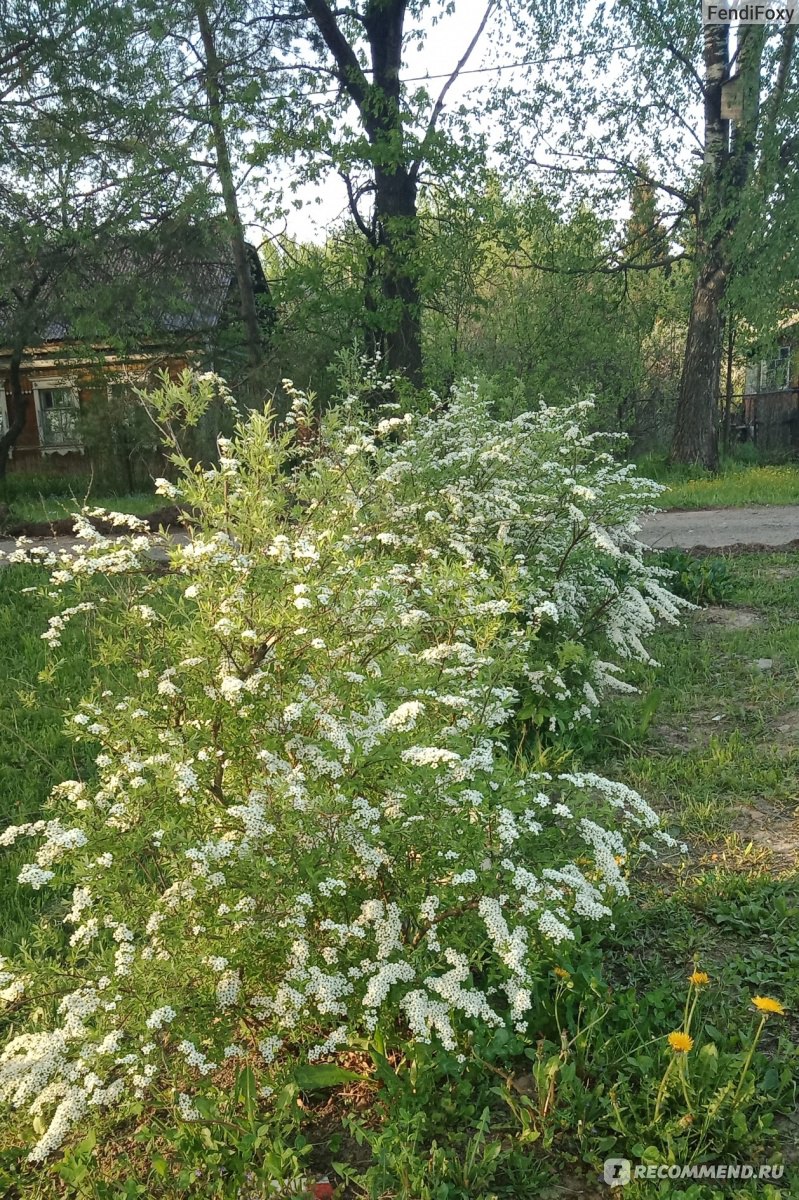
(640, 505), (799, 550)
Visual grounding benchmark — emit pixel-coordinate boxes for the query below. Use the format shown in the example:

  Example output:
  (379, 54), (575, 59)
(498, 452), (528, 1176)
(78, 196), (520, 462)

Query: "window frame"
(758, 346), (792, 394)
(32, 377), (84, 454)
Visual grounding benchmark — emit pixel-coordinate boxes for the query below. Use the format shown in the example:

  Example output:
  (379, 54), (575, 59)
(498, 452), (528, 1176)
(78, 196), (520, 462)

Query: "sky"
(250, 0), (710, 251)
(255, 0), (517, 246)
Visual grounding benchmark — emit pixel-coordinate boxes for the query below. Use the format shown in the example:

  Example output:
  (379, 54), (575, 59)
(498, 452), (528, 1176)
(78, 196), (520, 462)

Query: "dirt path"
(1, 505), (798, 560)
(640, 505), (799, 550)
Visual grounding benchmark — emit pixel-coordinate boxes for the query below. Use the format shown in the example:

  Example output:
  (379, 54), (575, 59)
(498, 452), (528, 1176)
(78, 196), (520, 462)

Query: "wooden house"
(0, 233), (270, 473)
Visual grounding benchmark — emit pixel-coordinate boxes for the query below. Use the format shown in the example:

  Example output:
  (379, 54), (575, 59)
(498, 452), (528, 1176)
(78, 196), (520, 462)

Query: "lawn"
(0, 567), (101, 950)
(1, 492), (159, 526)
(0, 552), (797, 1195)
(595, 551), (799, 1039)
(641, 460), (799, 510)
(4, 460), (799, 527)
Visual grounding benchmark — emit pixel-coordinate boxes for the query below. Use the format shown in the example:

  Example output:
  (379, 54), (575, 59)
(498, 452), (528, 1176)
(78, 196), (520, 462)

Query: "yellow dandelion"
(689, 970), (710, 987)
(667, 1031), (694, 1053)
(553, 967), (571, 980)
(752, 995), (786, 1016)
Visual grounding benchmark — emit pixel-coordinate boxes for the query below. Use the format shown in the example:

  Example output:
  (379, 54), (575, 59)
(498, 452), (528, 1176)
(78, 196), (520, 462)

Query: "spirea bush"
(1, 375), (688, 1163)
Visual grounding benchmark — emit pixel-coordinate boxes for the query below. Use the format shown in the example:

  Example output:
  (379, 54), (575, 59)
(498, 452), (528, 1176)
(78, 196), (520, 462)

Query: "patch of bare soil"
(540, 1172), (607, 1199)
(775, 711), (799, 745)
(731, 797), (799, 872)
(651, 719), (724, 751)
(765, 565), (799, 582)
(651, 704), (736, 750)
(690, 539), (799, 556)
(776, 1110), (799, 1168)
(694, 606), (761, 630)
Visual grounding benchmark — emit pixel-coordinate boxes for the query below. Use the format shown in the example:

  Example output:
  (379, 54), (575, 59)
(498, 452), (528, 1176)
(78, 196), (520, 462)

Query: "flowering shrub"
(0, 375), (688, 1163)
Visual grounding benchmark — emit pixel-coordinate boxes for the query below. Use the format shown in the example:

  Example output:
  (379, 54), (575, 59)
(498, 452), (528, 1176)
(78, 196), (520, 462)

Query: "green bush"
(17, 373), (794, 1198)
(657, 550), (734, 607)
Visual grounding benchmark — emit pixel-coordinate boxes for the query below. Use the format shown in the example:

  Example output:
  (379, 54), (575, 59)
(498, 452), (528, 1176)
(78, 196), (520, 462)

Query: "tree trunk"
(0, 348), (29, 482)
(670, 25), (730, 470)
(670, 22), (776, 469)
(722, 311), (735, 452)
(196, 0), (266, 375)
(670, 258), (725, 470)
(303, 0), (423, 388)
(372, 164), (422, 384)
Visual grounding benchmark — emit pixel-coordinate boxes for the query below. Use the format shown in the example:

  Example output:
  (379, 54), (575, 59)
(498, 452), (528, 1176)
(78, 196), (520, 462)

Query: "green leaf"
(78, 1128), (97, 1155)
(235, 1065), (258, 1117)
(762, 1066), (779, 1092)
(294, 1063), (365, 1091)
(151, 1154), (168, 1179)
(199, 1126), (217, 1151)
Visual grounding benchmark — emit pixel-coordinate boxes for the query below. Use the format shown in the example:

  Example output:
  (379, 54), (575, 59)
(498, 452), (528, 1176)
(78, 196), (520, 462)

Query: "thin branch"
(525, 150), (696, 209)
(340, 170), (377, 243)
(660, 34), (707, 96)
(410, 0), (496, 182)
(760, 22), (797, 147)
(510, 251), (689, 277)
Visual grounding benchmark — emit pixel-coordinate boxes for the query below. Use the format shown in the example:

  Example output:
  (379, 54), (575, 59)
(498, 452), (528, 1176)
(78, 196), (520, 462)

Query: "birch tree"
(506, 2), (799, 468)
(671, 20), (797, 468)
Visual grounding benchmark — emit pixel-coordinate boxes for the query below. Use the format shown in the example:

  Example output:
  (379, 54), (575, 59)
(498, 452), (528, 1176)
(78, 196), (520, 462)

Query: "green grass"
(576, 552), (799, 1191)
(601, 551), (799, 846)
(638, 459), (799, 509)
(589, 550), (799, 1037)
(0, 568), (100, 949)
(3, 491), (159, 525)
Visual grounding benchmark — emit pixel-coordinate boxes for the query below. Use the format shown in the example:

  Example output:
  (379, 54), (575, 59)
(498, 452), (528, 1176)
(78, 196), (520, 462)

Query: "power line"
(281, 43), (643, 99)
(403, 43), (642, 84)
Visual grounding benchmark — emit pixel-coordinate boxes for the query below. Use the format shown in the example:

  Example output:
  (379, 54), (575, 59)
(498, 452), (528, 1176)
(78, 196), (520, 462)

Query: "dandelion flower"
(752, 995), (786, 1016)
(688, 970), (710, 987)
(553, 966), (571, 980)
(667, 1031), (693, 1053)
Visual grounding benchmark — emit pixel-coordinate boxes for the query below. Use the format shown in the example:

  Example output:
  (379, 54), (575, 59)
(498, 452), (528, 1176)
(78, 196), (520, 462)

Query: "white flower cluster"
(1, 374), (685, 1161)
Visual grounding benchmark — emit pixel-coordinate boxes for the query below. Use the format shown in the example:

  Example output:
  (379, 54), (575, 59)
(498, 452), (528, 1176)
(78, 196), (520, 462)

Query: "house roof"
(0, 227), (269, 351)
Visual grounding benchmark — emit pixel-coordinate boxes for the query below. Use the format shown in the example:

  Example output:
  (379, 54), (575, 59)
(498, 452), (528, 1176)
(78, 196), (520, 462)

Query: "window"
(33, 379), (82, 452)
(759, 346), (791, 393)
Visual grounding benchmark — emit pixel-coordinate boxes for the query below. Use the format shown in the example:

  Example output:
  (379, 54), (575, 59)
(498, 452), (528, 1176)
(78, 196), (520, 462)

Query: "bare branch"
(410, 0), (496, 182)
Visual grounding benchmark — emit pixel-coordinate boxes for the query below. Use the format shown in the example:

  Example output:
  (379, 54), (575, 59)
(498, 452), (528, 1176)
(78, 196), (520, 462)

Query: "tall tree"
(504, 2), (799, 468)
(0, 0), (212, 475)
(671, 22), (797, 468)
(195, 0), (269, 373)
(291, 0), (500, 385)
